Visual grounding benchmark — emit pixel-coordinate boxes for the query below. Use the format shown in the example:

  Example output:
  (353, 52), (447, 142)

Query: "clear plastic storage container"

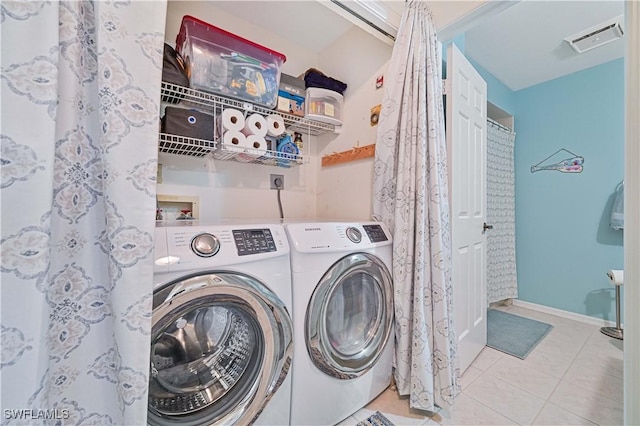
(305, 87), (343, 126)
(176, 16), (286, 109)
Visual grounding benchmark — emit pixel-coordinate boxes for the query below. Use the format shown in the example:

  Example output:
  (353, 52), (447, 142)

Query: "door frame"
(623, 3), (640, 424)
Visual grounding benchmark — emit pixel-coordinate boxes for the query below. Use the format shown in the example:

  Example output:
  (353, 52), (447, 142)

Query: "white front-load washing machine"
(284, 221), (394, 426)
(150, 222), (293, 426)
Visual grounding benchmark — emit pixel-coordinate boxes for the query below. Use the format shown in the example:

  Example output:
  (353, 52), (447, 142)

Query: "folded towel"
(610, 181), (624, 230)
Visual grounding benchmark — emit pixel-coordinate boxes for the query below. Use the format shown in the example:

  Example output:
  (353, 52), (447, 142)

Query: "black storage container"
(161, 107), (215, 141)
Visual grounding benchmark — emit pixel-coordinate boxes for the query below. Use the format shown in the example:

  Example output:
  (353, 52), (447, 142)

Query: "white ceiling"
(464, 0), (625, 91)
(208, 1), (487, 52)
(192, 1), (624, 91)
(209, 1), (355, 53)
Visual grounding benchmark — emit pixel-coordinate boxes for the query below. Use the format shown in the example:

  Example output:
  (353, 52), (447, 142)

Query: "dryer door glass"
(149, 272), (293, 426)
(326, 271), (381, 356)
(306, 252), (393, 379)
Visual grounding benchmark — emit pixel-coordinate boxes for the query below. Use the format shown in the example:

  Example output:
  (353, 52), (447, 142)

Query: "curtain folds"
(486, 121), (518, 304)
(1, 1), (165, 424)
(372, 1), (460, 413)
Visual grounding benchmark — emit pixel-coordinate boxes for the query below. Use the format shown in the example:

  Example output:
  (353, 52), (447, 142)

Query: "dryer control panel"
(363, 224), (388, 243)
(285, 221), (392, 253)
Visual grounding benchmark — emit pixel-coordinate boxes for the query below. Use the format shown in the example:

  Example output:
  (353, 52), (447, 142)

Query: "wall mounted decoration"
(531, 148), (584, 173)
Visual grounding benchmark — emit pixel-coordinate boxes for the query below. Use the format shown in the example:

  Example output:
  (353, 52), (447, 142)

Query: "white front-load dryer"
(150, 223), (293, 426)
(284, 222), (394, 426)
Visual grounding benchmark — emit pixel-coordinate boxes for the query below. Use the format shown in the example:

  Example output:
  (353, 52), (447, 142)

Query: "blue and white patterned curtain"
(372, 1), (459, 413)
(486, 121), (518, 304)
(1, 2), (165, 424)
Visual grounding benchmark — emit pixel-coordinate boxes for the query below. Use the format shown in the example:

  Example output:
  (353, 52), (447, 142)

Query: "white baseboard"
(512, 299), (621, 328)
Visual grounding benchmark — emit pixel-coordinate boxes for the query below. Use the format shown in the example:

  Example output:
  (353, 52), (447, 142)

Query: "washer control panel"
(155, 224), (289, 274)
(232, 228), (277, 256)
(363, 224), (388, 243)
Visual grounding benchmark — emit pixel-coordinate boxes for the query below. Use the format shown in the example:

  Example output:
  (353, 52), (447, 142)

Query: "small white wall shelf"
(157, 194), (200, 221)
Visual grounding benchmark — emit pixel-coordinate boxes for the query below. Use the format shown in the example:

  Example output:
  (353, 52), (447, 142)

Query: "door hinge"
(442, 79), (451, 95)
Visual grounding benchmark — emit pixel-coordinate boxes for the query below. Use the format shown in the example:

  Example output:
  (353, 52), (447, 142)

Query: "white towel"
(610, 182), (624, 230)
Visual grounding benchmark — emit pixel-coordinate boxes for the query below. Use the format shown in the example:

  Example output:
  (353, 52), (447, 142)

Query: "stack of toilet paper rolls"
(219, 108), (286, 161)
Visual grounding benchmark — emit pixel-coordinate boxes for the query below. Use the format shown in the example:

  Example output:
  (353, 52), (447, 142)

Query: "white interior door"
(446, 43), (488, 373)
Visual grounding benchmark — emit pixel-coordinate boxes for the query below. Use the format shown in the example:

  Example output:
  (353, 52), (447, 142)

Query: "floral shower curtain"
(486, 121), (518, 304)
(372, 1), (459, 413)
(1, 2), (165, 424)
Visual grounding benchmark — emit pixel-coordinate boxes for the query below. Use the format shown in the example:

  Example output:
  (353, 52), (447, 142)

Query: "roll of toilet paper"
(222, 131), (253, 162)
(266, 114), (286, 137)
(219, 108), (245, 132)
(241, 114), (268, 137)
(245, 134), (267, 152)
(222, 130), (246, 147)
(607, 269), (624, 286)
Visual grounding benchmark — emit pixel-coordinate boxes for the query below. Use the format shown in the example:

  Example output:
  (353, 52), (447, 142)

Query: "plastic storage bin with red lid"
(176, 15), (287, 109)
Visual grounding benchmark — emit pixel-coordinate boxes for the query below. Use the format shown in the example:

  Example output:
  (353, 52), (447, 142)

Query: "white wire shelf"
(161, 81), (335, 136)
(158, 133), (216, 157)
(159, 133), (306, 168)
(212, 144), (306, 168)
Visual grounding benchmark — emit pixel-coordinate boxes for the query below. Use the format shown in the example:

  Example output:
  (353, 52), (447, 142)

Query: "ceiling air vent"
(565, 15), (624, 54)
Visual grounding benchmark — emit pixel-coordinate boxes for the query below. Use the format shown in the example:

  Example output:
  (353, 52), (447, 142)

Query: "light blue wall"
(469, 59), (516, 115)
(445, 36), (623, 319)
(444, 34), (516, 115)
(514, 58), (624, 320)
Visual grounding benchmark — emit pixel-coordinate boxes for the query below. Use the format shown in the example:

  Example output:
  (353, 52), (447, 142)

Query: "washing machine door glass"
(306, 252), (393, 379)
(148, 272), (293, 426)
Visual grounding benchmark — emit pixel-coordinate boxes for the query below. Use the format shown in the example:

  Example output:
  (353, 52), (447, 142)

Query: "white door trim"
(624, 3), (640, 425)
(511, 299), (620, 328)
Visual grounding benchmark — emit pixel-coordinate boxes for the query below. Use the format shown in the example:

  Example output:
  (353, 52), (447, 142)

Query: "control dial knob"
(345, 227), (362, 243)
(191, 233), (220, 257)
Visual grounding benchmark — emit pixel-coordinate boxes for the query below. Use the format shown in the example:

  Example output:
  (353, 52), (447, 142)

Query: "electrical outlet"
(270, 174), (284, 190)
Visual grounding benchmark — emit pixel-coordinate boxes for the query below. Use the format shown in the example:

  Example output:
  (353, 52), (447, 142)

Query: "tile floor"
(339, 304), (624, 426)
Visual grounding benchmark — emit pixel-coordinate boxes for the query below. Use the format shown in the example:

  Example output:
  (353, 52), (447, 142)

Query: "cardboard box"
(276, 73), (305, 117)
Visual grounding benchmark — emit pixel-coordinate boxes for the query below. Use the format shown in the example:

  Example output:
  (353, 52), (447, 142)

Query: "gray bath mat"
(487, 309), (553, 359)
(356, 411), (395, 426)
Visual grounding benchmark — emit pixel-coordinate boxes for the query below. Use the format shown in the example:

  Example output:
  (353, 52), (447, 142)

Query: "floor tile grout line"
(460, 365), (484, 390)
(569, 355), (624, 382)
(561, 359), (624, 402)
(461, 383), (525, 425)
(540, 319), (624, 424)
(481, 356), (561, 401)
(507, 308), (622, 425)
(536, 401), (600, 426)
(541, 317), (592, 402)
(480, 308), (602, 425)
